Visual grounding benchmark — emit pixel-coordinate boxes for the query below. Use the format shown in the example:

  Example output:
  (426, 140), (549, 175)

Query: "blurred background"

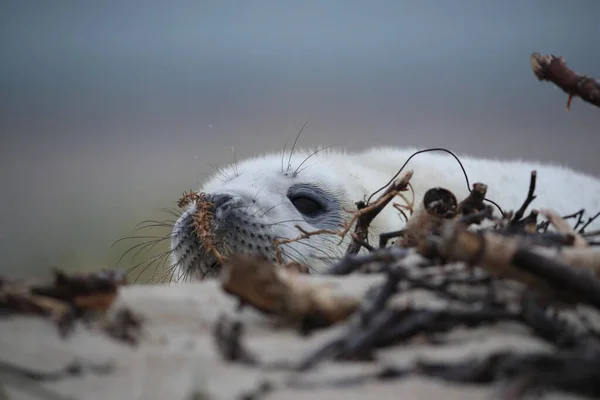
(1, 1), (598, 280)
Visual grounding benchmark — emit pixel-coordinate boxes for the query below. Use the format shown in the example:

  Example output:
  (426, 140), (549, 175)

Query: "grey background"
(1, 1), (598, 279)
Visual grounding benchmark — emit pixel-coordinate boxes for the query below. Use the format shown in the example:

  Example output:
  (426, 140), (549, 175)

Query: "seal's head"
(170, 149), (380, 281)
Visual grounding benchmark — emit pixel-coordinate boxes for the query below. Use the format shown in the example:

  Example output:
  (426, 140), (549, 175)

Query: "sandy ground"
(0, 274), (592, 400)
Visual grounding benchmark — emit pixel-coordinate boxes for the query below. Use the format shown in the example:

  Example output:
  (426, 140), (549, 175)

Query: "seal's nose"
(209, 193), (233, 211)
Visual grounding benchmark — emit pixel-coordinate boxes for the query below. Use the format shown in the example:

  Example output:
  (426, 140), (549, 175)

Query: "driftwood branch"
(421, 222), (600, 307)
(531, 52), (600, 111)
(220, 254), (361, 332)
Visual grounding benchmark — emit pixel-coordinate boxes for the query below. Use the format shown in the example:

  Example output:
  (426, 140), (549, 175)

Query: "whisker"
(273, 234), (341, 272)
(293, 145), (335, 176)
(208, 163), (232, 182)
(281, 136), (291, 174)
(264, 219), (309, 227)
(133, 221), (175, 233)
(286, 121), (308, 175)
(160, 207), (183, 218)
(257, 202), (287, 218)
(147, 251), (172, 283)
(277, 244), (315, 272)
(149, 253), (178, 284)
(244, 185), (268, 214)
(131, 236), (172, 265)
(294, 242), (339, 268)
(159, 261), (183, 284)
(133, 223), (175, 234)
(111, 235), (170, 248)
(134, 254), (168, 284)
(231, 146), (240, 177)
(116, 237), (169, 266)
(126, 250), (173, 282)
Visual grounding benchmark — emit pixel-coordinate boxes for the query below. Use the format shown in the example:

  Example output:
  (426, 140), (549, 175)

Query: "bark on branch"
(531, 52), (600, 111)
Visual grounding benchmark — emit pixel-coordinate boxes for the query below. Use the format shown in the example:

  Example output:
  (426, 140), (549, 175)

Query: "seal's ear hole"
(288, 195), (324, 217)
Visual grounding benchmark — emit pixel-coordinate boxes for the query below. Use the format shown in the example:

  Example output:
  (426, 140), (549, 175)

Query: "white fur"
(182, 146), (600, 275)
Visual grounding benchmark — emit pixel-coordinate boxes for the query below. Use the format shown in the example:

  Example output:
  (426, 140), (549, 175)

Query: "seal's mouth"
(170, 216), (222, 280)
(188, 257), (221, 280)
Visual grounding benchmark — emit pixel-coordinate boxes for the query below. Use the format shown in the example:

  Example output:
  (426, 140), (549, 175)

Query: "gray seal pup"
(170, 147), (600, 281)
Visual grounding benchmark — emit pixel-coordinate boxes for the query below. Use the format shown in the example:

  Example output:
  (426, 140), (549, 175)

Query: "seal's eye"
(289, 195), (324, 217)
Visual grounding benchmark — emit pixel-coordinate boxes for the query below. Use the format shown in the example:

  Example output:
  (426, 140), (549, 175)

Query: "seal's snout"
(210, 193), (233, 210)
(205, 193), (234, 215)
(170, 190), (280, 280)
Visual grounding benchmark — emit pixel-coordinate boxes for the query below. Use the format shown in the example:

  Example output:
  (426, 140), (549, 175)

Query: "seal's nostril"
(210, 194), (233, 210)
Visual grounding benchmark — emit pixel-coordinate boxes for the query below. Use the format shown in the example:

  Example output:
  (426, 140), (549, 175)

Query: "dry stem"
(273, 226), (341, 265)
(345, 170), (414, 255)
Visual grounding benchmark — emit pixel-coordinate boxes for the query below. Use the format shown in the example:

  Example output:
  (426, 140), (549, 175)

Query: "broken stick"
(530, 52), (600, 111)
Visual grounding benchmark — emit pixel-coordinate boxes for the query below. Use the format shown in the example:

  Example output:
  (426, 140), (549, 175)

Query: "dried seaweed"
(178, 190), (225, 266)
